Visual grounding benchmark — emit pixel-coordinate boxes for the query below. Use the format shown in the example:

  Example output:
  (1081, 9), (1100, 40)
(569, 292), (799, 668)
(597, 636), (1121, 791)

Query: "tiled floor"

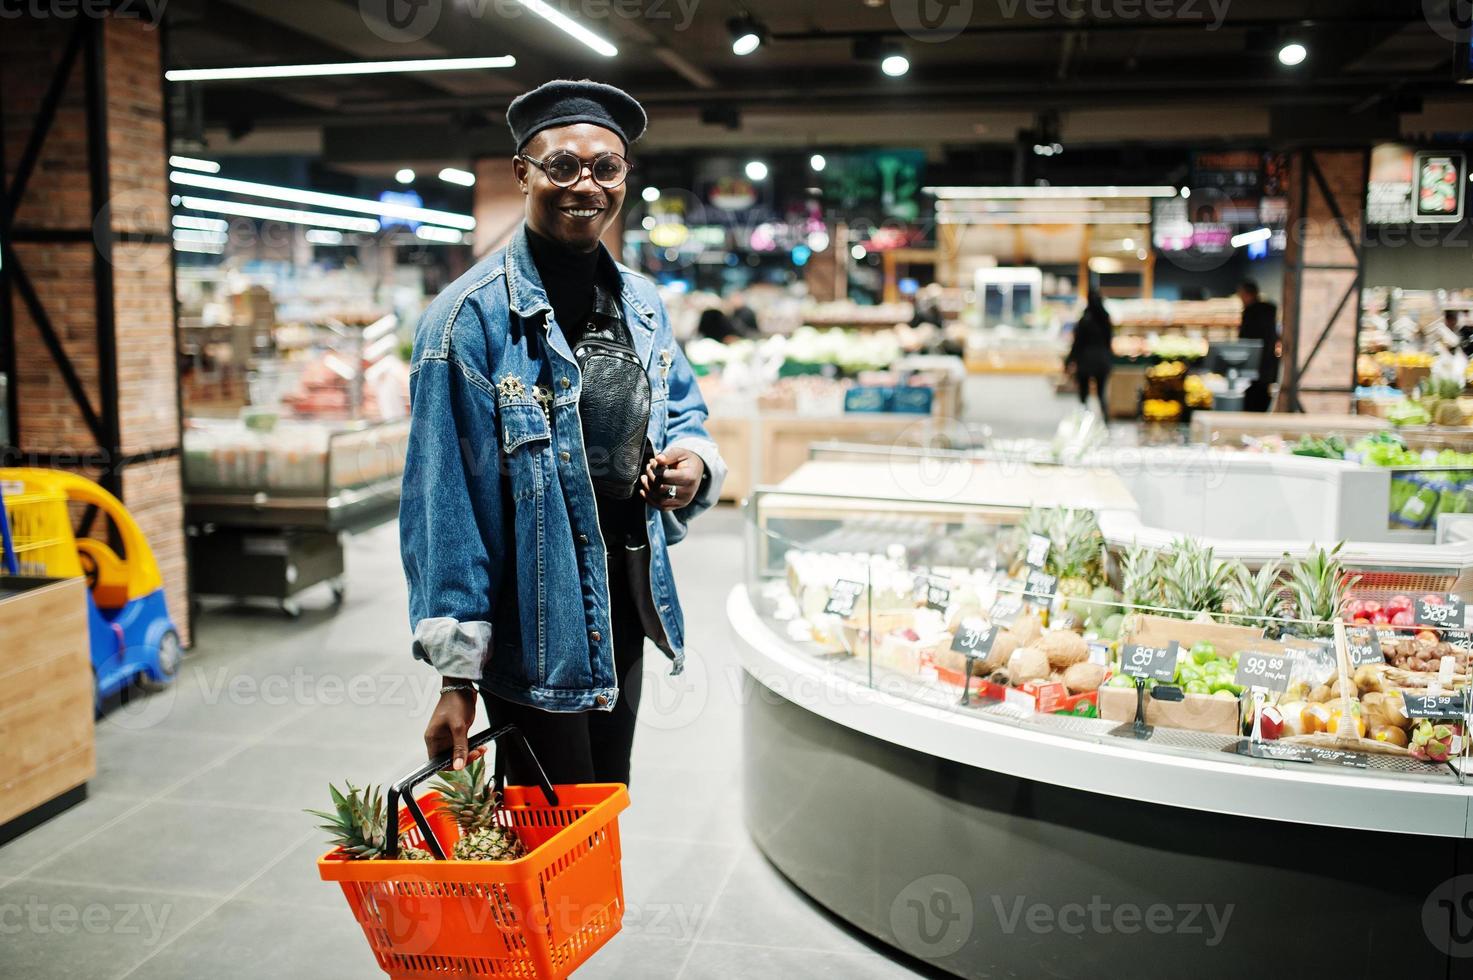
(0, 506), (924, 979)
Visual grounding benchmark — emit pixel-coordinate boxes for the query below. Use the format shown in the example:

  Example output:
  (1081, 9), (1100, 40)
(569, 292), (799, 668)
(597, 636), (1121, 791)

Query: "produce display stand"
(1188, 410), (1389, 446)
(183, 418), (408, 615)
(731, 456), (1472, 979)
(0, 575), (95, 845)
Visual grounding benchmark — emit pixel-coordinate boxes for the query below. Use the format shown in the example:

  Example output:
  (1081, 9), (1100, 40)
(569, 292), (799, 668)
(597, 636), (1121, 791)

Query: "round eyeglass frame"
(519, 150), (633, 190)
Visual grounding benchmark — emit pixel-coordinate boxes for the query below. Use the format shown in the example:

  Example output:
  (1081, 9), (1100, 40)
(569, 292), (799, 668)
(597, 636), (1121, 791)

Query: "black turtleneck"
(526, 226), (606, 337)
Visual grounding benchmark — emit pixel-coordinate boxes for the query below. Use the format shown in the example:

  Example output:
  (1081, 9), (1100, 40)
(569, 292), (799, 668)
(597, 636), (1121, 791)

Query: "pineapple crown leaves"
(1285, 541), (1361, 628)
(308, 782), (393, 860)
(429, 758), (505, 831)
(1158, 537), (1233, 619)
(1224, 558), (1285, 623)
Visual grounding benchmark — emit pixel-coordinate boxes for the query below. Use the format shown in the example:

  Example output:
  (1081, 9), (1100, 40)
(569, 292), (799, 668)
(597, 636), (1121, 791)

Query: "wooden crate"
(0, 577), (95, 828)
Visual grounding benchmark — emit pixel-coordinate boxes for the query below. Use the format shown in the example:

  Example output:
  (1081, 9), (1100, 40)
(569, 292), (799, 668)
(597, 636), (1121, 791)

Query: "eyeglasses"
(519, 150), (631, 190)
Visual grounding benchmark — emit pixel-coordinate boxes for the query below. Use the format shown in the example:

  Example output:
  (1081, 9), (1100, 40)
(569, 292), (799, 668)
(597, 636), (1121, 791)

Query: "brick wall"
(1280, 149), (1367, 414)
(2, 16), (188, 643)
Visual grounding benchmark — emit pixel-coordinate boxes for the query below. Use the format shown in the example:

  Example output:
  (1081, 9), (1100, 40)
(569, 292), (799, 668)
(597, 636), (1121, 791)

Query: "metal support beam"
(84, 18), (122, 499)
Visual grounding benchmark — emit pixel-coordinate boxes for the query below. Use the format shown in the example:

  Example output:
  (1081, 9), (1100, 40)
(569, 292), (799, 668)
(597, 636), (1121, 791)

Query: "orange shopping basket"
(318, 724), (630, 979)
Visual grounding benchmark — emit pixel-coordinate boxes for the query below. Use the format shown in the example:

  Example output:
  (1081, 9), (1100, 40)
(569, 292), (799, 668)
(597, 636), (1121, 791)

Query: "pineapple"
(1158, 538), (1232, 620)
(1048, 508), (1104, 602)
(1285, 543), (1360, 637)
(1224, 559), (1284, 630)
(1118, 544), (1161, 614)
(309, 783), (433, 861)
(430, 760), (526, 862)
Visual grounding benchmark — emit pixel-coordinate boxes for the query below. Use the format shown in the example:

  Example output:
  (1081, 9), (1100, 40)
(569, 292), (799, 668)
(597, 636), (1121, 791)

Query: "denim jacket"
(400, 225), (725, 712)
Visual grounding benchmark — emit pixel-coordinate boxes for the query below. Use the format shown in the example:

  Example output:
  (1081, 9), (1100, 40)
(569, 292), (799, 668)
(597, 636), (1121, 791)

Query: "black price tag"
(1345, 627), (1384, 668)
(1235, 649), (1293, 693)
(1415, 595), (1467, 630)
(925, 579), (952, 613)
(990, 594), (1024, 627)
(1243, 743), (1369, 768)
(1445, 630), (1473, 653)
(1024, 533), (1051, 570)
(950, 622), (999, 656)
(823, 579), (864, 617)
(1023, 569), (1057, 605)
(1121, 640), (1180, 684)
(1282, 638), (1335, 672)
(1403, 690), (1471, 720)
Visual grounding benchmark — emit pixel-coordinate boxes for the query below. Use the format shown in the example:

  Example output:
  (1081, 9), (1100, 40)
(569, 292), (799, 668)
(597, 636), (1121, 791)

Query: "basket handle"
(385, 724), (559, 859)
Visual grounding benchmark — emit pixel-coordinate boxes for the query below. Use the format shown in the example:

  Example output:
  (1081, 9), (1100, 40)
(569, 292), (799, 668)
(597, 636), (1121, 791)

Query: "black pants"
(1076, 369), (1109, 419)
(482, 561), (645, 787)
(1243, 379), (1272, 412)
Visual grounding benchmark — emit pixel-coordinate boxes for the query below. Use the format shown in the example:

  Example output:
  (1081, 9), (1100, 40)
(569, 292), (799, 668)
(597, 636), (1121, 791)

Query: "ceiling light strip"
(925, 185), (1179, 200)
(177, 196), (382, 233)
(165, 56), (516, 82)
(171, 172), (475, 230)
(506, 0), (617, 56)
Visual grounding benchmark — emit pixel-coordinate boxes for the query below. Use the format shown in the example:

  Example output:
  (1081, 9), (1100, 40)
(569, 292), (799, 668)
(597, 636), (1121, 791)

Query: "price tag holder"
(950, 622), (998, 657)
(1345, 627), (1384, 668)
(823, 579), (864, 617)
(990, 594), (1024, 627)
(1022, 569), (1057, 607)
(1415, 594), (1468, 630)
(1403, 690), (1471, 720)
(1120, 640), (1180, 684)
(1024, 533), (1051, 570)
(925, 578), (952, 613)
(1234, 649), (1293, 694)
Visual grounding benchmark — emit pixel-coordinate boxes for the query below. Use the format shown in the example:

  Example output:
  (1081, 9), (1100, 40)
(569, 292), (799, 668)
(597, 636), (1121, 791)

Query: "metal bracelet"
(440, 682), (477, 695)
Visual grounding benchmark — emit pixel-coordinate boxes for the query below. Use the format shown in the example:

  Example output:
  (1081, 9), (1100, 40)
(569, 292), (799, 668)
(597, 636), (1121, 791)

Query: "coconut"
(1061, 661), (1106, 694)
(1007, 614), (1042, 647)
(981, 631), (1020, 672)
(1037, 630), (1090, 669)
(1007, 646), (1051, 685)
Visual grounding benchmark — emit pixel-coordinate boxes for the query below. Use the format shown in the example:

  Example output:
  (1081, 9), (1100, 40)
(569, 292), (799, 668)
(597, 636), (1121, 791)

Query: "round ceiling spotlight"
(745, 160), (769, 181)
(881, 52), (910, 77)
(1277, 42), (1307, 66)
(728, 15), (767, 56)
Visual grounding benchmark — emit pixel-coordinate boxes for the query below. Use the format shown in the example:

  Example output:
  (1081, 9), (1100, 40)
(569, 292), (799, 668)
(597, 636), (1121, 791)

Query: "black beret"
(506, 79), (647, 153)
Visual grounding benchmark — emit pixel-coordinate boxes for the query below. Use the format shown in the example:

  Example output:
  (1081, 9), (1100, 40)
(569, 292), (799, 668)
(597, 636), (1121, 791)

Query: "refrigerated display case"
(729, 452), (1472, 979)
(183, 418), (408, 614)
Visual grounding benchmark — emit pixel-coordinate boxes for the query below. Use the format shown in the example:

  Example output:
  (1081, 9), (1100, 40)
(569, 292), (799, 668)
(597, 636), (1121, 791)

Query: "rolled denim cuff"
(412, 617), (492, 679)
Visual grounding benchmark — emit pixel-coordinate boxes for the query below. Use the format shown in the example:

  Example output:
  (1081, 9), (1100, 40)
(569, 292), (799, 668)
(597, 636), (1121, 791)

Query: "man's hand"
(424, 684), (485, 771)
(640, 447), (705, 511)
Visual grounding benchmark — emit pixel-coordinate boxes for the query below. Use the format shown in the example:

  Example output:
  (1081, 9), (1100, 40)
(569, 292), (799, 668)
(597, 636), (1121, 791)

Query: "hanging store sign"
(1367, 143), (1414, 225)
(1412, 152), (1466, 224)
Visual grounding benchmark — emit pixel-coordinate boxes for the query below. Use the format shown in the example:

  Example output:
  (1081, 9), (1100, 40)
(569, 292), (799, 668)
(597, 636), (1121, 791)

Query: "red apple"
(1344, 599), (1366, 619)
(1257, 706), (1285, 741)
(1391, 610), (1415, 628)
(1371, 611), (1391, 625)
(1388, 594), (1413, 614)
(1361, 600), (1383, 616)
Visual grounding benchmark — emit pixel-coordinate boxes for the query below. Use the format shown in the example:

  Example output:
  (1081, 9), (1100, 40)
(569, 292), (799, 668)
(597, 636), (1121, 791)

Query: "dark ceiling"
(163, 0), (1473, 171)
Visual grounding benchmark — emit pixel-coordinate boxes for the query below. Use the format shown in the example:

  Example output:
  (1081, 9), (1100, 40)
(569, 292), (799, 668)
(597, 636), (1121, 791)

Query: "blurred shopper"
(1065, 291), (1113, 419)
(727, 290), (760, 337)
(402, 80), (725, 788)
(697, 306), (740, 343)
(1423, 309), (1462, 355)
(1236, 280), (1280, 412)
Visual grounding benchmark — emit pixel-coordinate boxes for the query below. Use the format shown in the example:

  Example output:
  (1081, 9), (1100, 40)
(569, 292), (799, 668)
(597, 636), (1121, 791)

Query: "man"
(1236, 279), (1279, 412)
(401, 80), (725, 786)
